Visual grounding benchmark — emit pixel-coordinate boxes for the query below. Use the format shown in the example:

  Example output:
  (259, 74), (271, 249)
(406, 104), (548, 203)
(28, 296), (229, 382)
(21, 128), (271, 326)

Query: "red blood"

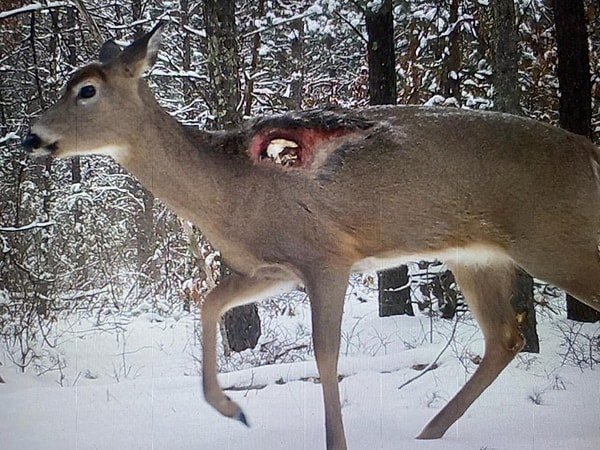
(249, 127), (354, 169)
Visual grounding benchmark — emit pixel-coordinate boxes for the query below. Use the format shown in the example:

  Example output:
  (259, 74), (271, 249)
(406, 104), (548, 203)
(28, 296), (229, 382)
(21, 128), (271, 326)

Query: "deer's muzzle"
(23, 133), (57, 156)
(22, 133), (41, 152)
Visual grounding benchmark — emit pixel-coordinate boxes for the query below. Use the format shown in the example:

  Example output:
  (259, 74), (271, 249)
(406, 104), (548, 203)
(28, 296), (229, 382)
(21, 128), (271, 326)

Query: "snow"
(1, 291), (599, 449)
(366, 0), (384, 13)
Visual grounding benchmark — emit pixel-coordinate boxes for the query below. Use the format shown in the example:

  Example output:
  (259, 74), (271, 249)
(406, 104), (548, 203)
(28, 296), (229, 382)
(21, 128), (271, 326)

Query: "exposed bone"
(266, 138), (298, 158)
(265, 138), (300, 167)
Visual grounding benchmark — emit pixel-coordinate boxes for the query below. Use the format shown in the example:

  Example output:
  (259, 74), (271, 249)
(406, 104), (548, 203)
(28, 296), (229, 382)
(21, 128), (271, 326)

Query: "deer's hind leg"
(417, 260), (523, 440)
(518, 243), (600, 314)
(546, 257), (600, 315)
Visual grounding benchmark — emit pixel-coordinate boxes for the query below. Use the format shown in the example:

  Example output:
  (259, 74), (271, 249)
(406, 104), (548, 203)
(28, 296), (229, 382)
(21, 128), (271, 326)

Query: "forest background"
(0, 0), (599, 384)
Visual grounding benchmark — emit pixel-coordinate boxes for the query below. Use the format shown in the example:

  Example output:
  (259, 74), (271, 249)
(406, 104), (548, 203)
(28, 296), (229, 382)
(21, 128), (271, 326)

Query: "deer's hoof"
(415, 428), (444, 440)
(210, 393), (250, 427)
(235, 410), (250, 427)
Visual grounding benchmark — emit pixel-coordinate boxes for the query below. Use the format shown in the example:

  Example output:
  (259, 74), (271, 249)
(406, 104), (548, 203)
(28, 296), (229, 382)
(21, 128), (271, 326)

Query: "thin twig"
(333, 10), (367, 43)
(398, 314), (460, 391)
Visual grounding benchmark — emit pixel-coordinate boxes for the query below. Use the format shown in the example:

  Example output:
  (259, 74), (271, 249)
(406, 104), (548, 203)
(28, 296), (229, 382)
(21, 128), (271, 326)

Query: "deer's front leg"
(201, 272), (297, 425)
(305, 267), (351, 450)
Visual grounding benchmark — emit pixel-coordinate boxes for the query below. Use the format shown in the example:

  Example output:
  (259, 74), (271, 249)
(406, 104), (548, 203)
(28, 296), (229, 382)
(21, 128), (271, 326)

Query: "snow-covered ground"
(1, 288), (599, 450)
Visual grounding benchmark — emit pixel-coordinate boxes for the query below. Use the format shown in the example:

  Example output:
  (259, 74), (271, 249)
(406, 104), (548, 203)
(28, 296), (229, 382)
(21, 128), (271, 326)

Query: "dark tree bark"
(204, 0), (261, 351)
(491, 0), (539, 353)
(442, 0), (461, 101)
(28, 11), (53, 320)
(222, 276), (262, 353)
(365, 0), (397, 104)
(552, 0), (599, 322)
(512, 270), (539, 351)
(553, 0), (592, 138)
(180, 0), (194, 102)
(65, 7), (82, 186)
(204, 0), (242, 128)
(365, 0), (413, 317)
(136, 188), (155, 273)
(288, 18), (304, 110)
(244, 0), (265, 116)
(378, 266), (413, 317)
(491, 0), (519, 114)
(63, 7), (88, 277)
(419, 267), (458, 319)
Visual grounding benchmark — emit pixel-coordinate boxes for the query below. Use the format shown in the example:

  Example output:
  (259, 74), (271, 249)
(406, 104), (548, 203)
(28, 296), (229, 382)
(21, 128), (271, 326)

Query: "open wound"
(248, 127), (355, 170)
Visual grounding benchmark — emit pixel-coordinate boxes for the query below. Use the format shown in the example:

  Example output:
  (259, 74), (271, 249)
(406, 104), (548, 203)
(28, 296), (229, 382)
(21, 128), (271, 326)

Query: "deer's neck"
(121, 102), (245, 243)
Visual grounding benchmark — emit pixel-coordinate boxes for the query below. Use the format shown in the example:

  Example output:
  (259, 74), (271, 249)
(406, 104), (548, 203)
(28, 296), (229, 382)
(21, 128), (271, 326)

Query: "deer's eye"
(78, 85), (96, 99)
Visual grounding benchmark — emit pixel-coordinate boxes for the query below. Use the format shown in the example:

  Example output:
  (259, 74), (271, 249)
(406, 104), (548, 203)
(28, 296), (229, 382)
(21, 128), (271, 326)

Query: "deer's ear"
(118, 21), (164, 78)
(99, 40), (122, 63)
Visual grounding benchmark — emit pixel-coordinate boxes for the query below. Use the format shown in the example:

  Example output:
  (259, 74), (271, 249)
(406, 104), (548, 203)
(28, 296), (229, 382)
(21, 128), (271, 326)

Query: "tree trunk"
(365, 0), (413, 318)
(491, 0), (540, 353)
(136, 188), (155, 275)
(180, 0), (194, 102)
(204, 0), (261, 351)
(442, 0), (461, 102)
(365, 0), (397, 104)
(244, 0), (265, 116)
(66, 7), (81, 186)
(29, 10), (53, 321)
(512, 270), (539, 352)
(553, 0), (592, 138)
(378, 266), (413, 317)
(64, 6), (88, 276)
(491, 0), (519, 114)
(552, 0), (599, 322)
(204, 0), (242, 128)
(288, 18), (304, 110)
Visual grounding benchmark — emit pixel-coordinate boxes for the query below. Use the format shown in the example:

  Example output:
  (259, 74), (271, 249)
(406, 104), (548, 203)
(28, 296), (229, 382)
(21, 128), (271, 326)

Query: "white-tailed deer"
(23, 23), (600, 450)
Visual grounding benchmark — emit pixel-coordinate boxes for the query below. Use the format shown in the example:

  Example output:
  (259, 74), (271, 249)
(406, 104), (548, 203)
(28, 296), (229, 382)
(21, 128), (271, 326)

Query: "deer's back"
(249, 106), (600, 267)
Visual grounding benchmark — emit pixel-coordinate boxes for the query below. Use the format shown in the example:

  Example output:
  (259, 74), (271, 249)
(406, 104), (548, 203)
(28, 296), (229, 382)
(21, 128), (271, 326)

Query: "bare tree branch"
(0, 221), (54, 232)
(0, 2), (71, 21)
(72, 0), (104, 44)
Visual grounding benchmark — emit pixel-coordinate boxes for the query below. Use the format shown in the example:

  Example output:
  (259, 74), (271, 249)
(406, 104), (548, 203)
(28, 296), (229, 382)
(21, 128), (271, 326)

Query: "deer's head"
(23, 22), (165, 163)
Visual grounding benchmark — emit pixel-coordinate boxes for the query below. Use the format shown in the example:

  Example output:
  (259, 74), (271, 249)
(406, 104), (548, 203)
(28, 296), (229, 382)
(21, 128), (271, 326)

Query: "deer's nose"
(23, 133), (42, 153)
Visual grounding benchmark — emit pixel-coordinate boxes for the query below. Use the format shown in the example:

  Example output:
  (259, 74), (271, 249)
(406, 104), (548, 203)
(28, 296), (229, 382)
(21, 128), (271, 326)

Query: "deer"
(22, 22), (600, 450)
